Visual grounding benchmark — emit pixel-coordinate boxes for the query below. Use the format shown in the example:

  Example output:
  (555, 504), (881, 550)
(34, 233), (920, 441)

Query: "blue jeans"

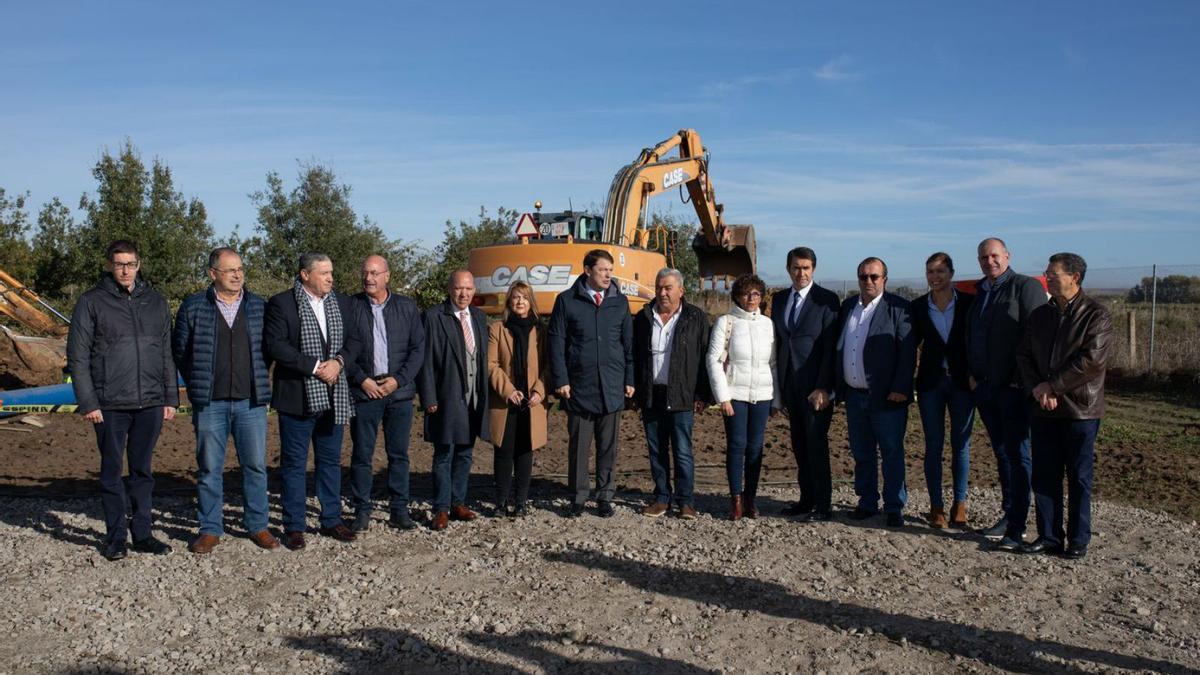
(432, 443), (474, 512)
(349, 397), (415, 516)
(1031, 417), (1099, 551)
(278, 411), (345, 532)
(642, 408), (695, 507)
(974, 382), (1032, 537)
(917, 375), (974, 508)
(94, 407), (162, 545)
(723, 400), (771, 498)
(845, 389), (909, 515)
(193, 400), (269, 535)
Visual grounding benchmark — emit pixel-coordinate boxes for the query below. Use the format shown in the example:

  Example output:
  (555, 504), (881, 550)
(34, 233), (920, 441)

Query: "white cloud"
(812, 55), (860, 82)
(700, 69), (803, 98)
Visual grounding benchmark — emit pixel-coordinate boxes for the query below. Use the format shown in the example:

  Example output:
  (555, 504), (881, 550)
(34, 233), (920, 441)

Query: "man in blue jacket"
(835, 257), (917, 528)
(547, 249), (635, 518)
(345, 254), (425, 532)
(67, 240), (179, 561)
(174, 247), (278, 554)
(771, 246), (841, 521)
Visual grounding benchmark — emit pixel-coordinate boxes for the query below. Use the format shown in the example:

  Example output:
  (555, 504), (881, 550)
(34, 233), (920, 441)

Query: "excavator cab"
(533, 210), (604, 241)
(692, 223), (757, 289)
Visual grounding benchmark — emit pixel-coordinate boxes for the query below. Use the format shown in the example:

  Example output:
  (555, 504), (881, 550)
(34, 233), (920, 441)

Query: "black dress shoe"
(512, 503), (530, 518)
(351, 511), (371, 533)
(885, 513), (905, 528)
(567, 503), (585, 518)
(979, 517), (1009, 539)
(130, 536), (171, 555)
(597, 501), (615, 518)
(993, 535), (1025, 552)
(1062, 547), (1088, 560)
(388, 511), (417, 530)
(802, 510), (833, 522)
(781, 502), (812, 517)
(1020, 538), (1063, 555)
(849, 507), (878, 521)
(102, 541), (127, 561)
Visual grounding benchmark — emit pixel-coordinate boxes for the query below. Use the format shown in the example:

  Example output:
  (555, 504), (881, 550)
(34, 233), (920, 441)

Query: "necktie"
(460, 311), (475, 354)
(594, 291), (603, 307)
(789, 291), (803, 329)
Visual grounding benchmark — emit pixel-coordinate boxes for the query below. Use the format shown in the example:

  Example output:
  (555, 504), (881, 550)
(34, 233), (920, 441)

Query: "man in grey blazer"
(835, 257), (917, 528)
(417, 270), (490, 531)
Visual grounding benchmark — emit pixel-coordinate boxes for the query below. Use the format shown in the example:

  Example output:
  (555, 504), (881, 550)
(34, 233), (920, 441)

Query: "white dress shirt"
(841, 293), (883, 389)
(302, 286), (329, 339)
(786, 284), (812, 328)
(651, 303), (682, 385)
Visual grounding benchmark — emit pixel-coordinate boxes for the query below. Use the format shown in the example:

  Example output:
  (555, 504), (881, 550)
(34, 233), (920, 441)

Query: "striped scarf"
(294, 280), (353, 425)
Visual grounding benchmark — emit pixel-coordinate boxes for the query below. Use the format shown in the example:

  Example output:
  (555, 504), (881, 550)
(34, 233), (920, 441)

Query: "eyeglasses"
(858, 274), (883, 282)
(111, 260), (140, 271)
(211, 267), (245, 275)
(740, 291), (763, 298)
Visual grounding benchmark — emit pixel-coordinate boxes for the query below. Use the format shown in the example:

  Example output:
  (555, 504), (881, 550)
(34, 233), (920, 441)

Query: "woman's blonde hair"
(503, 281), (540, 320)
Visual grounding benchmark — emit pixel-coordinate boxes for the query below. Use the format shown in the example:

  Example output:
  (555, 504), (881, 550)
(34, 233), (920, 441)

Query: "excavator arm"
(602, 129), (756, 287)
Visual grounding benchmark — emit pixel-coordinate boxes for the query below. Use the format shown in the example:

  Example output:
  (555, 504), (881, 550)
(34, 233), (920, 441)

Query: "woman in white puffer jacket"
(707, 274), (780, 521)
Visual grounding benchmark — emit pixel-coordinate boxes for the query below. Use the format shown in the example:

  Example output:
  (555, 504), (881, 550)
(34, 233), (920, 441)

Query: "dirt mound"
(0, 327), (66, 389)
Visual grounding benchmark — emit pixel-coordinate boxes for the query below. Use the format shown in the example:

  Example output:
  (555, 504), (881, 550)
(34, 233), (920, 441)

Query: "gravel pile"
(1, 486), (1197, 674)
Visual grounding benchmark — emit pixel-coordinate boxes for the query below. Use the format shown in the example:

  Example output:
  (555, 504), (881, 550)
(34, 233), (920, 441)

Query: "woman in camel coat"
(487, 281), (548, 517)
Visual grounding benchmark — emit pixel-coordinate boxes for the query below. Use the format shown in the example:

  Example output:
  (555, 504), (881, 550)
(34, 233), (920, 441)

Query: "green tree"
(76, 140), (214, 300)
(245, 164), (410, 296)
(647, 212), (701, 291)
(411, 206), (517, 309)
(0, 187), (36, 283)
(31, 197), (87, 301)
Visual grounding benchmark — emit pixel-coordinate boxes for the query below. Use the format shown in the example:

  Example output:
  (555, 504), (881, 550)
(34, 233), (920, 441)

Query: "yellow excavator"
(469, 129), (756, 315)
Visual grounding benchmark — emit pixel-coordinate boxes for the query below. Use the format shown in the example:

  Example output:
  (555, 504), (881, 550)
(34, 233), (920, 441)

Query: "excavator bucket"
(692, 224), (756, 289)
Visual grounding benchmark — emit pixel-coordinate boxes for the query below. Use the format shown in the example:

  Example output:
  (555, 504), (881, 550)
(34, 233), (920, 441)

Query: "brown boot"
(929, 506), (948, 529)
(745, 497), (758, 519)
(730, 495), (743, 521)
(949, 501), (968, 527)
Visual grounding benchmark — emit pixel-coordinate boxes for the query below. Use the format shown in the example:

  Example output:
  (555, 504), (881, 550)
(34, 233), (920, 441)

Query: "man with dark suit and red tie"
(771, 247), (841, 521)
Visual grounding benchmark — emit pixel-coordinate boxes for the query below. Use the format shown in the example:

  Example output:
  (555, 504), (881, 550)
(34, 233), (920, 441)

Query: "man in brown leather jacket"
(1015, 252), (1112, 560)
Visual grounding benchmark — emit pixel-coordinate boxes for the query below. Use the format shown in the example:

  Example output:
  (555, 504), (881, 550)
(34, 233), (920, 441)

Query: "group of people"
(66, 236), (1111, 564)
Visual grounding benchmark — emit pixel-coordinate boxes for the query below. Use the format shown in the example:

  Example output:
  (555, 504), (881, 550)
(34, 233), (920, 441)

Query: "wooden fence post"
(1127, 310), (1137, 369)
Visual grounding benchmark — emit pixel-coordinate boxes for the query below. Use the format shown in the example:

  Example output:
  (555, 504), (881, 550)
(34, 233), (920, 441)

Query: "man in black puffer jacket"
(67, 240), (179, 561)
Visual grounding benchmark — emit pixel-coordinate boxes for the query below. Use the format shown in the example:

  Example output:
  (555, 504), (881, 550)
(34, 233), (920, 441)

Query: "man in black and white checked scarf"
(293, 279), (353, 425)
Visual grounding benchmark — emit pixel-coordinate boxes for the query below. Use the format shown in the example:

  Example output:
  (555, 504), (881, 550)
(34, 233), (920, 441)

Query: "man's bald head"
(977, 237), (1011, 281)
(361, 254), (391, 301)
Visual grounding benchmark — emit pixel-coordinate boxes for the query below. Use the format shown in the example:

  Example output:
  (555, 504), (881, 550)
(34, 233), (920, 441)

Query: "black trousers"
(567, 409), (620, 506)
(787, 397), (834, 512)
(93, 407), (163, 544)
(495, 408), (533, 505)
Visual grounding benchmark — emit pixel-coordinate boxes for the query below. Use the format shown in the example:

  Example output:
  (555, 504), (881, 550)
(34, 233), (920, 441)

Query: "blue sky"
(2, 2), (1198, 286)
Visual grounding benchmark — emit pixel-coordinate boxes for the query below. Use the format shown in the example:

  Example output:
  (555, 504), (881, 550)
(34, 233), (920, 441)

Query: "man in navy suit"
(771, 247), (841, 521)
(416, 269), (490, 531)
(835, 257), (917, 528)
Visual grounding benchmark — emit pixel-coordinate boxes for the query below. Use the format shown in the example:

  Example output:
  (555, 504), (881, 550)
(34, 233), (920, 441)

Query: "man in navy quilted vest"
(174, 247), (278, 554)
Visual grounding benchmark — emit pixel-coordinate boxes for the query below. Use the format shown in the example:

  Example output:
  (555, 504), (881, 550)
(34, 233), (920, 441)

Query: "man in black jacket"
(67, 240), (178, 561)
(264, 252), (361, 550)
(345, 254), (425, 532)
(771, 246), (841, 521)
(547, 249), (635, 518)
(416, 269), (489, 531)
(964, 237), (1048, 548)
(632, 269), (710, 519)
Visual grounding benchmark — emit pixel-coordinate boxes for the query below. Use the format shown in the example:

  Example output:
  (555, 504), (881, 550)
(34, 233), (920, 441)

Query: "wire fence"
(813, 264), (1200, 375)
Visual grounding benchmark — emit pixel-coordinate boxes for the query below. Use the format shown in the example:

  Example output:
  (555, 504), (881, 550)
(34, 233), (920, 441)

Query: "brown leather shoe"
(679, 505), (698, 520)
(318, 523), (357, 542)
(249, 530), (280, 550)
(188, 534), (220, 554)
(449, 505), (477, 522)
(949, 501), (968, 527)
(284, 531), (306, 551)
(431, 511), (449, 531)
(929, 506), (948, 529)
(745, 498), (758, 519)
(643, 502), (669, 518)
(730, 495), (743, 521)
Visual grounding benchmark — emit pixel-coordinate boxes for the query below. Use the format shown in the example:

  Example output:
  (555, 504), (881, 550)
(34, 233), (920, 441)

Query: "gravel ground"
(1, 484), (1198, 674)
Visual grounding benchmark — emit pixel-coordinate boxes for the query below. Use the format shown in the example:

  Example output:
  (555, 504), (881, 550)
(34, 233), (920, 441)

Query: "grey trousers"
(567, 409), (621, 505)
